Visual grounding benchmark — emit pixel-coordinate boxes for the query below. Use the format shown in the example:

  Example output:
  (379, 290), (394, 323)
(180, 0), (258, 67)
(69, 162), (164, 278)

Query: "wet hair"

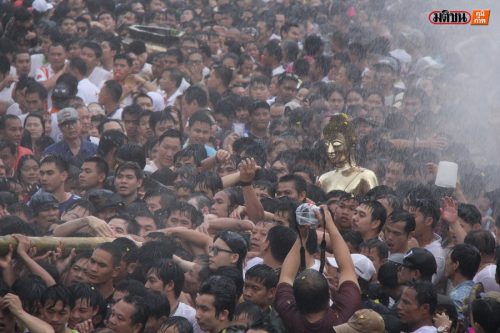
(387, 209), (416, 234)
(115, 279), (147, 297)
(12, 274), (47, 314)
(194, 171), (223, 196)
(293, 269), (329, 314)
(40, 154), (70, 173)
(245, 264), (278, 289)
(198, 275), (237, 320)
(95, 242), (122, 267)
(407, 280), (437, 315)
(40, 284), (73, 309)
(102, 80), (123, 102)
(277, 174), (307, 197)
(457, 203), (481, 227)
(359, 200), (387, 232)
(266, 225), (296, 263)
(121, 295), (149, 328)
(115, 161), (144, 180)
(404, 185), (440, 228)
(213, 230), (248, 270)
(183, 85), (208, 107)
(464, 230), (496, 256)
(149, 111), (175, 132)
(97, 129), (127, 156)
(188, 110), (213, 127)
(159, 316), (193, 333)
(168, 201), (203, 227)
(234, 301), (263, 324)
(147, 259), (184, 297)
(212, 266), (244, 300)
(449, 243), (481, 280)
(144, 290), (170, 319)
(116, 144), (146, 169)
(263, 40), (282, 62)
(360, 238), (388, 261)
(471, 298), (500, 333)
(212, 65), (233, 88)
(69, 283), (103, 309)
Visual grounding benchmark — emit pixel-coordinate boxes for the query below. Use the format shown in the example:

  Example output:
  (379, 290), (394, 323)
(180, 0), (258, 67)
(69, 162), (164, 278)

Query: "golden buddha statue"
(318, 114), (378, 195)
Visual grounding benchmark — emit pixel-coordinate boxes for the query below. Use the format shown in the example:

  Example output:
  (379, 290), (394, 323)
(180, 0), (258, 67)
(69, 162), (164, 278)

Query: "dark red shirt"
(274, 280), (361, 333)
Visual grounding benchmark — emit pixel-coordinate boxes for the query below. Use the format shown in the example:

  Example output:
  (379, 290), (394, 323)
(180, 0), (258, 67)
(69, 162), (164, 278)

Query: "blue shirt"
(450, 280), (474, 320)
(43, 139), (97, 166)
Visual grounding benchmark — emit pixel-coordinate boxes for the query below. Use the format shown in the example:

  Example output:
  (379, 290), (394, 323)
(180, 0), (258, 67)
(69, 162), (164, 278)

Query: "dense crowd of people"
(0, 0), (499, 332)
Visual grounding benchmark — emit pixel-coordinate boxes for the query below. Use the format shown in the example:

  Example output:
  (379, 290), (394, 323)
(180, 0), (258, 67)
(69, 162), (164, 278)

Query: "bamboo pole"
(0, 236), (116, 256)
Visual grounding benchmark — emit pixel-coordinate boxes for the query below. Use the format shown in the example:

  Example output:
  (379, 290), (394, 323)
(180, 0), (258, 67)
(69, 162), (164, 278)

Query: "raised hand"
(440, 196), (458, 224)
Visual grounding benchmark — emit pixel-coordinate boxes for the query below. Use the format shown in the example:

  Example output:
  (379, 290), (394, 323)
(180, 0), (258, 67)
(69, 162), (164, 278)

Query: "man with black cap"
(43, 107), (97, 167)
(391, 248), (437, 284)
(28, 191), (60, 234)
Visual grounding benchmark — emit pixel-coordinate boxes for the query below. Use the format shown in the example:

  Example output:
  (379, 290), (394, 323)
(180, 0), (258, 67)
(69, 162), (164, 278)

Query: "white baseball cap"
(327, 254), (375, 282)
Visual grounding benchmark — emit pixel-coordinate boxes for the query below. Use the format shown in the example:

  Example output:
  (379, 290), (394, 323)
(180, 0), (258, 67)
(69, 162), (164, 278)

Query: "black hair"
(147, 259), (184, 297)
(194, 171), (223, 196)
(240, 144), (267, 168)
(360, 238), (388, 261)
(126, 40), (147, 55)
(464, 230), (496, 256)
(113, 53), (133, 67)
(266, 225), (296, 263)
(263, 40), (282, 62)
(109, 213), (140, 235)
(25, 81), (48, 101)
(245, 264), (278, 289)
(69, 282), (103, 309)
(234, 301), (263, 324)
(116, 144), (146, 170)
(183, 85), (208, 107)
(159, 316), (193, 333)
(174, 145), (206, 167)
(212, 266), (244, 300)
(471, 298), (500, 333)
(122, 104), (143, 119)
(457, 203), (481, 227)
(12, 274), (47, 314)
(404, 185), (440, 228)
(97, 129), (127, 156)
(213, 230), (248, 270)
(83, 156), (109, 179)
(162, 68), (184, 88)
(112, 280), (146, 300)
(277, 174), (307, 197)
(0, 139), (17, 155)
(95, 242), (122, 267)
(102, 80), (123, 102)
(407, 280), (437, 316)
(0, 54), (10, 75)
(198, 275), (237, 320)
(115, 161), (145, 180)
(293, 269), (329, 314)
(388, 209), (416, 234)
(40, 154), (70, 173)
(144, 290), (170, 319)
(188, 110), (213, 127)
(149, 111), (175, 134)
(168, 200), (203, 227)
(121, 295), (149, 328)
(211, 66), (233, 88)
(81, 41), (103, 58)
(40, 284), (74, 309)
(304, 34), (323, 56)
(214, 99), (236, 119)
(359, 200), (387, 233)
(136, 240), (176, 270)
(449, 243), (481, 280)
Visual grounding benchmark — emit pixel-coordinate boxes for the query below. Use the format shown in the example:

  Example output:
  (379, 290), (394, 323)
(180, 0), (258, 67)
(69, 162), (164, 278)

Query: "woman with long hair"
(15, 154), (40, 202)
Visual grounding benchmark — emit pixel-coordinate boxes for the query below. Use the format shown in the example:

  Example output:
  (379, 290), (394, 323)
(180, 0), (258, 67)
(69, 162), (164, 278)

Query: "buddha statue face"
(325, 133), (348, 166)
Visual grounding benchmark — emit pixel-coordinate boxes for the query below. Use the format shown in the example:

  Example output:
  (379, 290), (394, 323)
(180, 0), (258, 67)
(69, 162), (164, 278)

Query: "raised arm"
(322, 206), (359, 289)
(0, 293), (55, 333)
(239, 158), (265, 222)
(279, 231), (300, 285)
(12, 234), (56, 287)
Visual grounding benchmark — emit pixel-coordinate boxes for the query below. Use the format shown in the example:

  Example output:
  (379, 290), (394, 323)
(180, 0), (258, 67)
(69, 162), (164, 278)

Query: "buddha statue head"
(322, 113), (357, 167)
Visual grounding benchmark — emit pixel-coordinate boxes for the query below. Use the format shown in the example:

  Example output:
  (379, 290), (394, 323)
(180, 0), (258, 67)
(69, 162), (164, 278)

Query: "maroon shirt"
(274, 281), (361, 333)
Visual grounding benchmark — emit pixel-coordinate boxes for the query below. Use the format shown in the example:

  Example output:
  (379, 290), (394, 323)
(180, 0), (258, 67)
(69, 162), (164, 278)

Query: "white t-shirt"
(474, 264), (500, 292)
(88, 66), (112, 88)
(173, 302), (196, 324)
(77, 78), (99, 104)
(30, 54), (46, 78)
(424, 234), (446, 285)
(412, 325), (437, 333)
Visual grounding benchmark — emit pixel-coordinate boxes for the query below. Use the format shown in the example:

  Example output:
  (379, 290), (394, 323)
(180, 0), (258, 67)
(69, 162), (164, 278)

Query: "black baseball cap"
(29, 192), (59, 214)
(394, 248), (437, 280)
